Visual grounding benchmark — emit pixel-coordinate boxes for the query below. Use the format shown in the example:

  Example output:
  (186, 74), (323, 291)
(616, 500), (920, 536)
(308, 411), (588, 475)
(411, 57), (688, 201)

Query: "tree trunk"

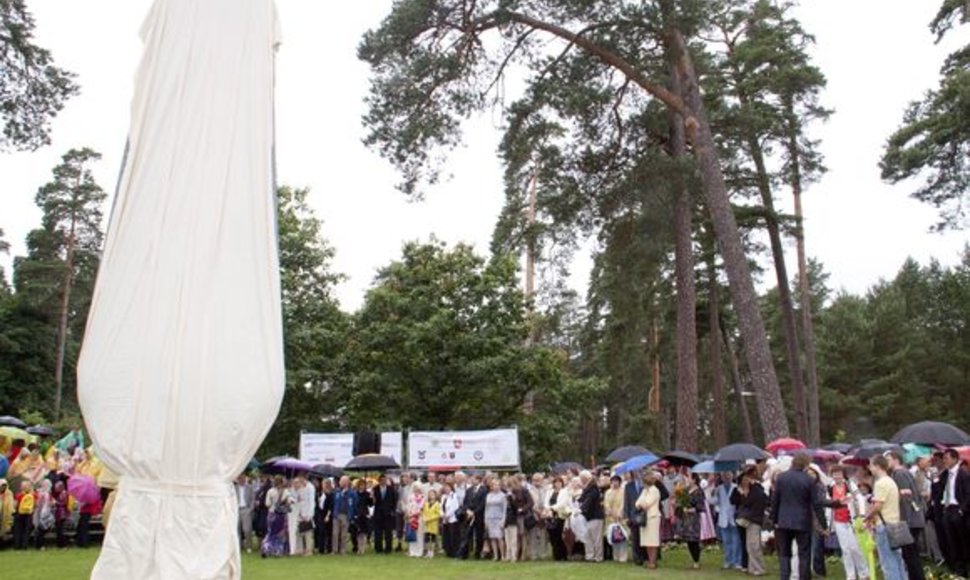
(523, 167), (539, 414)
(669, 60), (699, 453)
(53, 209), (77, 421)
(784, 98), (822, 446)
(723, 324), (755, 444)
(668, 28), (789, 441)
(746, 137), (808, 441)
(708, 264), (728, 448)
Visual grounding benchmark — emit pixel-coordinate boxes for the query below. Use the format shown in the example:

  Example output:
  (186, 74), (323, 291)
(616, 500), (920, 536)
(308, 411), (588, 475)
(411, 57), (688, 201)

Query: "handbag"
(297, 520), (313, 533)
(609, 523), (628, 545)
(879, 514), (914, 549)
(633, 509), (647, 527)
(404, 527), (417, 543)
(523, 511), (537, 530)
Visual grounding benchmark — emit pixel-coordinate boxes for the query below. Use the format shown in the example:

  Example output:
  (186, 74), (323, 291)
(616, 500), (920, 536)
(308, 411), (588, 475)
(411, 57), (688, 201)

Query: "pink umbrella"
(67, 474), (100, 505)
(766, 438), (808, 455)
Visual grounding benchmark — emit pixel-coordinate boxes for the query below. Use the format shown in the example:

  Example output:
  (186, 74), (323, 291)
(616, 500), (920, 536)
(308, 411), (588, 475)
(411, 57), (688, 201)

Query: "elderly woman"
(604, 475), (629, 562)
(636, 472), (663, 569)
(483, 477), (507, 561)
(406, 482), (426, 558)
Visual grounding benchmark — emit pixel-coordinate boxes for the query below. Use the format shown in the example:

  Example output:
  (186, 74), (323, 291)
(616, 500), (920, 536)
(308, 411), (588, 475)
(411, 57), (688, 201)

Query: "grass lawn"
(0, 545), (844, 579)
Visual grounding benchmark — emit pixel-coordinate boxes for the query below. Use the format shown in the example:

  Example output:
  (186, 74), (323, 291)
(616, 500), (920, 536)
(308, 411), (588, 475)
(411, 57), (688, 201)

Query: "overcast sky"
(0, 1), (967, 311)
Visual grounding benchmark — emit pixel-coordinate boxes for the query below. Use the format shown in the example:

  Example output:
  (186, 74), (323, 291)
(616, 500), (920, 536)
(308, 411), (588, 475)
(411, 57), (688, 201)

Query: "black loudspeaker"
(353, 432), (381, 456)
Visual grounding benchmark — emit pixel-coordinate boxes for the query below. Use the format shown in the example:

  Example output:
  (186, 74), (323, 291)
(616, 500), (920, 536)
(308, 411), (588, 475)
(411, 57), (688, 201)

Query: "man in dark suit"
(371, 474), (398, 554)
(460, 475), (487, 559)
(940, 448), (970, 577)
(771, 454), (827, 580)
(624, 471), (647, 565)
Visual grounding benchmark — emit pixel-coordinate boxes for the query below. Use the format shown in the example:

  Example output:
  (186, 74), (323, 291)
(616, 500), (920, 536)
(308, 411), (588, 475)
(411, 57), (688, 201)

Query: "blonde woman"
(636, 472), (662, 569)
(604, 475), (629, 562)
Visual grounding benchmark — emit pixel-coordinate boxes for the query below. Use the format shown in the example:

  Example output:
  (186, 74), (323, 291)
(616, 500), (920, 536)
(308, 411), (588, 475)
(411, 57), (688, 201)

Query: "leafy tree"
(259, 187), (348, 456)
(0, 0), (79, 151)
(338, 240), (588, 470)
(881, 1), (970, 230)
(0, 227), (9, 293)
(359, 0), (791, 439)
(14, 148), (105, 419)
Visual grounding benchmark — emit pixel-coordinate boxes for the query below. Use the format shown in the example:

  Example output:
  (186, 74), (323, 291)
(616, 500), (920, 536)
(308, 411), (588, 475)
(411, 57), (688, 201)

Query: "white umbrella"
(77, 1), (284, 578)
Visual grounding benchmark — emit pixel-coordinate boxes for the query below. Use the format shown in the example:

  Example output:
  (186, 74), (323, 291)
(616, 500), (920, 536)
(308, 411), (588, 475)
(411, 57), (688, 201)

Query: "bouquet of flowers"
(674, 483), (693, 512)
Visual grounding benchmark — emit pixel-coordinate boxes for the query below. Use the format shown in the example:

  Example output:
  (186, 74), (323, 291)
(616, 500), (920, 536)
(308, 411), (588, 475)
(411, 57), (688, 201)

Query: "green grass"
(0, 545), (845, 579)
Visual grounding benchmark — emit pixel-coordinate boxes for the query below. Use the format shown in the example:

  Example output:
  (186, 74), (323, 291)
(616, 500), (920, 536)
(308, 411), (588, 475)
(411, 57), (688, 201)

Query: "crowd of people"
(3, 430), (969, 580)
(230, 447), (969, 580)
(0, 428), (107, 551)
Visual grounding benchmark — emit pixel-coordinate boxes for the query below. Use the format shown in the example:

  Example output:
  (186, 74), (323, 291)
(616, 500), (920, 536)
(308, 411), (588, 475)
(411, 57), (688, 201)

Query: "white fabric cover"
(77, 1), (283, 578)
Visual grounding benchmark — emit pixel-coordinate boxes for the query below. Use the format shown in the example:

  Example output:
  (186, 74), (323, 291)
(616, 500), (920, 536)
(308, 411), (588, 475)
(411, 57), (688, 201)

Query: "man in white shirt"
(396, 472), (414, 552)
(234, 474), (255, 553)
(939, 449), (969, 577)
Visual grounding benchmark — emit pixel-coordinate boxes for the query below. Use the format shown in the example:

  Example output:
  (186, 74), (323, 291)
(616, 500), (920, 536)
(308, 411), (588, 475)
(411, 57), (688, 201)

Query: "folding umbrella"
(345, 454), (401, 472)
(890, 421), (970, 446)
(0, 416), (26, 428)
(822, 443), (853, 454)
(67, 474), (101, 505)
(261, 457), (312, 475)
(766, 438), (807, 454)
(309, 464), (343, 479)
(26, 425), (56, 437)
(614, 453), (660, 475)
(0, 426), (30, 442)
(901, 443), (934, 465)
(605, 445), (654, 463)
(691, 460), (717, 474)
(661, 451), (701, 466)
(713, 443), (771, 463)
(76, 2), (284, 578)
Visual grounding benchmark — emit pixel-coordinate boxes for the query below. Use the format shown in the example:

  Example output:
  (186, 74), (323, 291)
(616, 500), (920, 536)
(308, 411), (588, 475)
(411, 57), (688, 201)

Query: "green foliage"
(0, 0), (79, 151)
(815, 251), (970, 439)
(259, 187), (348, 456)
(0, 148), (105, 417)
(881, 3), (970, 230)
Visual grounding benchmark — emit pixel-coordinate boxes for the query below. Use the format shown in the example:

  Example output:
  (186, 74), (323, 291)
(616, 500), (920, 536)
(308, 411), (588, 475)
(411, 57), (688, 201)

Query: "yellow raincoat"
(0, 481), (13, 536)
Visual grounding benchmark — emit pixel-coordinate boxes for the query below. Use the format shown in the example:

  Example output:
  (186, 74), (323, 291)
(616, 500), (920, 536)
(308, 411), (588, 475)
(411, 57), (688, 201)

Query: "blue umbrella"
(614, 453), (660, 475)
(691, 460), (717, 474)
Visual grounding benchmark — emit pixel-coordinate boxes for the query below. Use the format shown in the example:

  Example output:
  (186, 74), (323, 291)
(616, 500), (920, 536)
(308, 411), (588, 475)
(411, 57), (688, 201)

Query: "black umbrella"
(0, 416), (27, 428)
(850, 442), (903, 461)
(661, 450), (701, 466)
(713, 443), (771, 463)
(26, 425), (56, 437)
(606, 445), (654, 463)
(890, 421), (970, 446)
(550, 461), (583, 475)
(309, 464), (343, 479)
(344, 454), (400, 472)
(822, 443), (853, 454)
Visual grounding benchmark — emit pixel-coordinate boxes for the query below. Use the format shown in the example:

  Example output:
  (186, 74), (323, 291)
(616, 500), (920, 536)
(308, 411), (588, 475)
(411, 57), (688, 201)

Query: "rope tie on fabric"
(121, 476), (232, 498)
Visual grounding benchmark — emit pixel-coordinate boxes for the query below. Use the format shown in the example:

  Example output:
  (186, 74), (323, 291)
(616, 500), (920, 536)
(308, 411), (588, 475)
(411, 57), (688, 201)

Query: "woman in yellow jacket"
(422, 489), (442, 558)
(0, 479), (14, 539)
(635, 472), (662, 569)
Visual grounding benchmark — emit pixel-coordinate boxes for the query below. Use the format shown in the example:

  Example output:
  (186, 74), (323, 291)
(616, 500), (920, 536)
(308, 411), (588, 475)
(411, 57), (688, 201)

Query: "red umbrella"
(67, 474), (100, 505)
(956, 446), (970, 465)
(767, 438), (807, 454)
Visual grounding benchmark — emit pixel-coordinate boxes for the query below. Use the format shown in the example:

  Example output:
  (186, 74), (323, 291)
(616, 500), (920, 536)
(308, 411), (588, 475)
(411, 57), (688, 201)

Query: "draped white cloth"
(77, 1), (284, 578)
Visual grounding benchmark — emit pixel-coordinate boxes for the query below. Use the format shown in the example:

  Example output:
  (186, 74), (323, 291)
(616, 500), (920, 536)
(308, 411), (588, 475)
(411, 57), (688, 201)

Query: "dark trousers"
(628, 521), (646, 564)
(688, 540), (702, 563)
(76, 513), (92, 548)
(777, 528), (811, 580)
(442, 522), (460, 557)
(740, 525), (749, 570)
(901, 528), (925, 580)
(33, 523), (47, 550)
(12, 514), (32, 550)
(547, 518), (567, 561)
(55, 518), (67, 548)
(373, 517), (394, 553)
(942, 507), (969, 577)
(460, 516), (484, 559)
(812, 530), (826, 576)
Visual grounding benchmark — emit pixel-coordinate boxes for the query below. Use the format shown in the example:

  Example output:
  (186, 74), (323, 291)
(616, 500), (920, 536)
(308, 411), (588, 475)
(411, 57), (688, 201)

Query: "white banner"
(407, 428), (520, 469)
(299, 432), (403, 467)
